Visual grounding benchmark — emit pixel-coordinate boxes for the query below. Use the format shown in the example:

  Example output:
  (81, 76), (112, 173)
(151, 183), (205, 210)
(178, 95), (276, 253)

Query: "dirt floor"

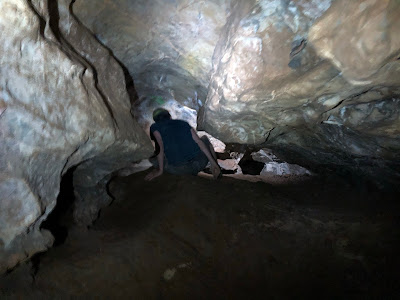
(1, 171), (400, 299)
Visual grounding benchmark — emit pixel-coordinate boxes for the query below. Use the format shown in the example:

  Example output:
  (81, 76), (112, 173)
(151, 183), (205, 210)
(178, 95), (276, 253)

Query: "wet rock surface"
(1, 173), (399, 299)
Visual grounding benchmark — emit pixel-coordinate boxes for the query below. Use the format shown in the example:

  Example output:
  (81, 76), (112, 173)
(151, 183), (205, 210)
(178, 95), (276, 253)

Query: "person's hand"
(145, 169), (163, 181)
(210, 161), (222, 180)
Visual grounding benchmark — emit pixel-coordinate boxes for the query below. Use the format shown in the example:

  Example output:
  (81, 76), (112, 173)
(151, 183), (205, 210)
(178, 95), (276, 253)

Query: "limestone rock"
(309, 0), (400, 83)
(72, 0), (400, 174)
(0, 0), (152, 272)
(200, 0), (335, 143)
(74, 0), (231, 110)
(199, 0), (400, 173)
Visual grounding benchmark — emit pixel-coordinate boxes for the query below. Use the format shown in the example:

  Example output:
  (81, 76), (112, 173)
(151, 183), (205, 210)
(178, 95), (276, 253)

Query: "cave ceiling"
(74, 0), (400, 164)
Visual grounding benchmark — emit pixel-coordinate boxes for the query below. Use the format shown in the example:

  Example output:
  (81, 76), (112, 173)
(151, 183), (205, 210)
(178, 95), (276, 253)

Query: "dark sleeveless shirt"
(150, 119), (201, 166)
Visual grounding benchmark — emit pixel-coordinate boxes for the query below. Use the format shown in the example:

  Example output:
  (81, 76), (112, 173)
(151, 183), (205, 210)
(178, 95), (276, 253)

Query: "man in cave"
(145, 108), (222, 181)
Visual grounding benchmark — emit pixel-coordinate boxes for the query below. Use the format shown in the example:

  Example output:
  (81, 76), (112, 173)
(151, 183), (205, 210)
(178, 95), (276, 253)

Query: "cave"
(1, 0), (400, 298)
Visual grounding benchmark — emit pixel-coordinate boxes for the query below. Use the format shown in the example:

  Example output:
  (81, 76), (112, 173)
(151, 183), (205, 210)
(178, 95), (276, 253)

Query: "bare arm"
(191, 129), (221, 179)
(145, 130), (164, 181)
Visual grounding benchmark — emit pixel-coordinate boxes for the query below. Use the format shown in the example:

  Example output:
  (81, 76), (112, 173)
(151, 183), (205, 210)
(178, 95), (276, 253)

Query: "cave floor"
(2, 171), (400, 299)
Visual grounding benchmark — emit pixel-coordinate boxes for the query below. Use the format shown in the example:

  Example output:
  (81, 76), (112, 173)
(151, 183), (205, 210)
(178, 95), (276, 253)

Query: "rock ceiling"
(74, 0), (400, 157)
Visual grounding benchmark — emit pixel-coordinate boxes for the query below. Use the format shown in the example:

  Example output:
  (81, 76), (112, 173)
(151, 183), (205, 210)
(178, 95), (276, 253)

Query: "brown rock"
(309, 0), (400, 83)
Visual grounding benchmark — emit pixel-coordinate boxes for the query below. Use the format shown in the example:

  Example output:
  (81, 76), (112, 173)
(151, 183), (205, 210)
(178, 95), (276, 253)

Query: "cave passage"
(2, 170), (400, 299)
(40, 166), (77, 247)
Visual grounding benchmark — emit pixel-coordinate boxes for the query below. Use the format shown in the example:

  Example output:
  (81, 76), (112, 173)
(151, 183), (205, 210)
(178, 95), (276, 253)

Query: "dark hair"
(153, 108), (171, 122)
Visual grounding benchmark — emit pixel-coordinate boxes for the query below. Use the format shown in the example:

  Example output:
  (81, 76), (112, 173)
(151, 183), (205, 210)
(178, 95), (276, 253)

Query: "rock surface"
(201, 0), (400, 145)
(73, 0), (400, 183)
(0, 0), (152, 272)
(74, 0), (231, 111)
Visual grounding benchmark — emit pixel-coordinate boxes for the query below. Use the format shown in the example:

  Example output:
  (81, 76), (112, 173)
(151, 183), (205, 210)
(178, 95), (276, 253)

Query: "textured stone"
(309, 0), (400, 83)
(0, 0), (152, 272)
(74, 0), (231, 110)
(72, 0), (400, 177)
(198, 0), (400, 175)
(199, 0), (335, 143)
(0, 177), (41, 246)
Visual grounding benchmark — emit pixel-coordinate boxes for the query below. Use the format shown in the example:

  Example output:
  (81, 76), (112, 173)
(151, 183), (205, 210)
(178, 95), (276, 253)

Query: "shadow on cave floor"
(2, 171), (400, 299)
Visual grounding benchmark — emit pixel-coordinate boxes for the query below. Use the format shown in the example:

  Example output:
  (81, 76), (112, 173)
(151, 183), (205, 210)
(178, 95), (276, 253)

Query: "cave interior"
(1, 0), (400, 298)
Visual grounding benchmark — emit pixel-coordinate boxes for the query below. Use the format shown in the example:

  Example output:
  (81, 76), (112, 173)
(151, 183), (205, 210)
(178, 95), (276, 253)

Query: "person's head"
(152, 108), (171, 122)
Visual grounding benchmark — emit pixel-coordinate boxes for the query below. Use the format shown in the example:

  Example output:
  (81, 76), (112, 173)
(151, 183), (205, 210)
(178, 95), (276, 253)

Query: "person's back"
(150, 119), (200, 165)
(145, 108), (221, 180)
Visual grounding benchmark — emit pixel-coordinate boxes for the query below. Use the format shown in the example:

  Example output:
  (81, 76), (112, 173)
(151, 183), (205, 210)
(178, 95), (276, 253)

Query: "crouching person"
(145, 108), (221, 181)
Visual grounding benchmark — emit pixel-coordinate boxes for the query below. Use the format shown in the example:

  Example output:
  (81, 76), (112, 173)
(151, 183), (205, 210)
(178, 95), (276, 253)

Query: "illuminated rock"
(73, 0), (400, 173)
(0, 0), (152, 272)
(74, 0), (231, 109)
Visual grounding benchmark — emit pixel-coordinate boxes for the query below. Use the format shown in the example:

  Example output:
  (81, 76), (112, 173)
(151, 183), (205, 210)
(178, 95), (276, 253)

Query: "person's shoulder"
(151, 119), (172, 131)
(150, 122), (159, 132)
(174, 119), (191, 127)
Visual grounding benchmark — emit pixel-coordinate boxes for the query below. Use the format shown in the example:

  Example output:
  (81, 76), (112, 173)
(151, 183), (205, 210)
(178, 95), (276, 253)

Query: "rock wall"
(201, 0), (400, 144)
(74, 0), (231, 111)
(73, 0), (400, 173)
(198, 0), (400, 181)
(0, 0), (152, 272)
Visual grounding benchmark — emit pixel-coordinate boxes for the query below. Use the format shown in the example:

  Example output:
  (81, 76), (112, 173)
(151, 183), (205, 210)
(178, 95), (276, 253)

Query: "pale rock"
(261, 162), (311, 176)
(74, 0), (231, 109)
(309, 0), (400, 82)
(0, 0), (152, 272)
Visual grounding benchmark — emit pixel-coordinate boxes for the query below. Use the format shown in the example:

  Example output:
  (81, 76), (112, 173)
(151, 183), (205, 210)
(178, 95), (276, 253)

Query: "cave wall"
(200, 0), (400, 179)
(74, 0), (400, 179)
(0, 0), (152, 272)
(74, 0), (231, 111)
(201, 0), (400, 143)
(1, 0), (400, 274)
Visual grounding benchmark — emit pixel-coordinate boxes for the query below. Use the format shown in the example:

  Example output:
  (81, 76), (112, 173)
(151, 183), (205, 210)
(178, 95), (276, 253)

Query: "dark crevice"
(30, 253), (42, 281)
(264, 127), (275, 143)
(40, 166), (77, 246)
(106, 176), (117, 204)
(113, 57), (140, 117)
(321, 88), (375, 122)
(47, 0), (61, 42)
(328, 98), (346, 112)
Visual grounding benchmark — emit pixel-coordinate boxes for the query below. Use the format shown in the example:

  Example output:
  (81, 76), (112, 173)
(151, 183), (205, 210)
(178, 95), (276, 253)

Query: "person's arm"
(190, 129), (221, 179)
(145, 130), (164, 181)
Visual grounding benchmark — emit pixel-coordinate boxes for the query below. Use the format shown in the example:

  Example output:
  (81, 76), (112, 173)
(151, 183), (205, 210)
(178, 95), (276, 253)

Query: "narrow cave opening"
(40, 166), (77, 247)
